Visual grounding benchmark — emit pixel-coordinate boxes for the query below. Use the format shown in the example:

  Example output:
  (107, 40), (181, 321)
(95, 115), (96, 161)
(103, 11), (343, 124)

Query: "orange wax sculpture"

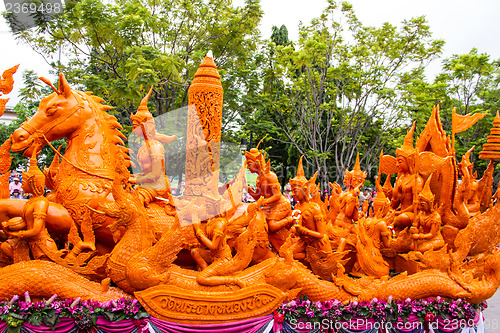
(0, 60), (497, 324)
(184, 51), (223, 200)
(0, 65), (19, 117)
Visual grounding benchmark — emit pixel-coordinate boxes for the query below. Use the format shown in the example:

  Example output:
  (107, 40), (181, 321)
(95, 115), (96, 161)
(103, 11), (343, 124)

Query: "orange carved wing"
(379, 155), (398, 175)
(416, 152), (452, 175)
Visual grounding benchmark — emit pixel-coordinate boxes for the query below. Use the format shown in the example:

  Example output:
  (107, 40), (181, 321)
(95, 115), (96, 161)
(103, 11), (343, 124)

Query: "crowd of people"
(7, 166), (43, 200)
(359, 188), (376, 216)
(9, 176), (22, 199)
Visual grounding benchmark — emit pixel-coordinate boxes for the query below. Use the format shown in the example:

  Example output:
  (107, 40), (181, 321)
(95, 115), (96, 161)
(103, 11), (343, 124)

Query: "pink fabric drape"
(150, 315), (272, 333)
(0, 311), (483, 333)
(22, 317), (75, 333)
(97, 317), (149, 333)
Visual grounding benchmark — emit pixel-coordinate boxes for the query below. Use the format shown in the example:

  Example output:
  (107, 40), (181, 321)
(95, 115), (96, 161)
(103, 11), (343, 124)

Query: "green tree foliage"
(255, 1), (443, 188)
(6, 0), (500, 192)
(270, 25), (292, 47)
(6, 0), (262, 138)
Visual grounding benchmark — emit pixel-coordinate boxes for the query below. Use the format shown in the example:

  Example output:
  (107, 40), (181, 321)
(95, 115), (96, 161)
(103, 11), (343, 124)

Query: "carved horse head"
(11, 73), (84, 156)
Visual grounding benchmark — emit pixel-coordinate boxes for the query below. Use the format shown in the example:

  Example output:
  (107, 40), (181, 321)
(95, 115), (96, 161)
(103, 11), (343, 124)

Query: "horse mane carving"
(91, 94), (132, 170)
(68, 90), (132, 171)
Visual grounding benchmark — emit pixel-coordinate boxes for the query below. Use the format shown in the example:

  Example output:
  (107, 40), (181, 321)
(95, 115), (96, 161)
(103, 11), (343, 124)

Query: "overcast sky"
(2, 0), (500, 107)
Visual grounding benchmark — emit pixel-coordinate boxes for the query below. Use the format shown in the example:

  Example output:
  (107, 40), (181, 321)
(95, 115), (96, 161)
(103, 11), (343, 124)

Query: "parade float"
(0, 54), (498, 332)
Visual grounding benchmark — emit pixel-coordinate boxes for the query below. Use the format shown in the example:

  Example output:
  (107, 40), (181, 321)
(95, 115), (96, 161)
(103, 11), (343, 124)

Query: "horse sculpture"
(9, 74), (176, 255)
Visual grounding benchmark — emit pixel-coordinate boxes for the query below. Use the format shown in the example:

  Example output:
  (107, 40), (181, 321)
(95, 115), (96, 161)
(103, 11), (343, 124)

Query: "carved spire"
(290, 156), (308, 186)
(382, 174), (393, 195)
(375, 176), (385, 199)
(479, 111), (500, 161)
(418, 175), (435, 204)
(23, 145), (45, 196)
(183, 50), (223, 200)
(191, 51), (221, 88)
(352, 152), (367, 179)
(26, 147), (42, 177)
(374, 176), (390, 214)
(397, 121), (416, 157)
(130, 86), (154, 128)
(460, 146), (475, 168)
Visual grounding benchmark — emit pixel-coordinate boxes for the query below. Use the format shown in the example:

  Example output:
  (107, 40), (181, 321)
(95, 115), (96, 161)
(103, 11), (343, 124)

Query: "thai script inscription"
(160, 294), (275, 315)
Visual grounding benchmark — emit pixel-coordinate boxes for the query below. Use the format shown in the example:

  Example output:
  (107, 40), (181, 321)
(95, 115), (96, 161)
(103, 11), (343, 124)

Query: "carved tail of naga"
(0, 65), (19, 117)
(0, 260), (131, 301)
(126, 228), (183, 291)
(0, 137), (12, 199)
(353, 221), (389, 278)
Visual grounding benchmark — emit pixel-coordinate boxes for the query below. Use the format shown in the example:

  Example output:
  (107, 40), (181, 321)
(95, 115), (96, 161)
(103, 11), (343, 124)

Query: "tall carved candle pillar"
(183, 52), (223, 201)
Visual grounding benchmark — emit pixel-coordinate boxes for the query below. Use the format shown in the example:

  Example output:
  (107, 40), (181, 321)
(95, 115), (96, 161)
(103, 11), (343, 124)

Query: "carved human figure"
(351, 177), (392, 278)
(455, 147), (474, 225)
(283, 157), (332, 261)
(191, 206), (245, 288)
(364, 178), (393, 249)
(245, 143), (292, 251)
(328, 154), (366, 252)
(410, 176), (445, 253)
(130, 86), (178, 206)
(391, 122), (424, 232)
(1, 151), (58, 260)
(227, 198), (276, 264)
(335, 154), (366, 228)
(457, 147), (481, 216)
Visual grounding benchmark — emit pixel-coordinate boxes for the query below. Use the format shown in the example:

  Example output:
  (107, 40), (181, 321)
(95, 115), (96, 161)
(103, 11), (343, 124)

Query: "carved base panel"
(135, 284), (288, 324)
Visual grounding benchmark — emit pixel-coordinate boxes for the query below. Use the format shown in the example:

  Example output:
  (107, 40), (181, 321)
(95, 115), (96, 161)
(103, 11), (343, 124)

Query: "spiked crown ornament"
(374, 176), (389, 205)
(22, 146), (45, 197)
(418, 175), (435, 205)
(397, 121), (416, 158)
(459, 146), (475, 170)
(244, 136), (269, 173)
(130, 86), (154, 130)
(290, 156), (318, 199)
(290, 156), (308, 187)
(382, 175), (393, 196)
(351, 153), (367, 186)
(352, 153), (367, 179)
(373, 176), (390, 217)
